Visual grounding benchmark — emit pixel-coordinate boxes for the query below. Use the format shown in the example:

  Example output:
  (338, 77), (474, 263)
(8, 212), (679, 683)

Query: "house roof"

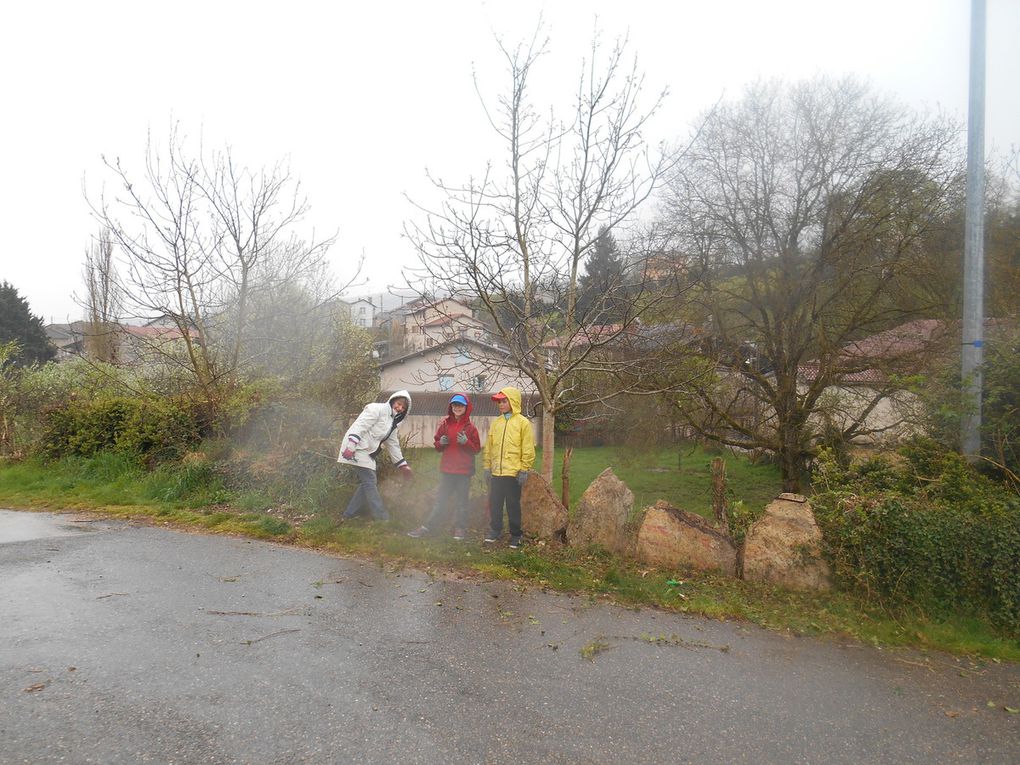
(379, 337), (512, 368)
(422, 314), (484, 329)
(840, 319), (945, 360)
(404, 295), (474, 315)
(797, 363), (885, 385)
(122, 325), (198, 340)
(798, 319), (951, 385)
(542, 323), (633, 350)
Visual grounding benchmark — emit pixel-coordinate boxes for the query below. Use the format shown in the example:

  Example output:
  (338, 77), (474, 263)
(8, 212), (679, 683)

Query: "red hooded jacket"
(434, 395), (482, 475)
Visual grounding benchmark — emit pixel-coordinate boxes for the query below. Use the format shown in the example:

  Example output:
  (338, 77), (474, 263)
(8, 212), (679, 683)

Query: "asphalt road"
(1, 509), (1018, 765)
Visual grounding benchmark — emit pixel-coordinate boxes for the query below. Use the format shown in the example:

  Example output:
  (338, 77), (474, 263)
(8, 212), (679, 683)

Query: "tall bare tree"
(407, 31), (689, 480)
(81, 228), (122, 363)
(89, 126), (340, 418)
(659, 77), (964, 490)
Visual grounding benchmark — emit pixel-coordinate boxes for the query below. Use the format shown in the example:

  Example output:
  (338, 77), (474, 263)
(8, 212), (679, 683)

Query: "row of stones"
(520, 468), (833, 593)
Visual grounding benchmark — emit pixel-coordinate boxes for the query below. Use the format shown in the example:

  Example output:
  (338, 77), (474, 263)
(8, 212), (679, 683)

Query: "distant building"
(345, 297), (376, 328)
(400, 296), (492, 352)
(44, 321), (199, 366)
(44, 321), (87, 361)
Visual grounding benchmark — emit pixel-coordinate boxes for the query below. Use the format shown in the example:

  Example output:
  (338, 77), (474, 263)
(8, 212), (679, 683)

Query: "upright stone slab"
(740, 493), (833, 591)
(636, 501), (737, 575)
(520, 472), (568, 542)
(566, 468), (633, 554)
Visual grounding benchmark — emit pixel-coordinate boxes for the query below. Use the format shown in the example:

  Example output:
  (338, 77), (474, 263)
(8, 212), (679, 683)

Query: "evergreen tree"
(0, 282), (55, 365)
(577, 226), (626, 322)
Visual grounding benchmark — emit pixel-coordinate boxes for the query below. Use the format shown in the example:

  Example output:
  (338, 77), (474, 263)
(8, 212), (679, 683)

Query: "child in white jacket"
(339, 390), (413, 521)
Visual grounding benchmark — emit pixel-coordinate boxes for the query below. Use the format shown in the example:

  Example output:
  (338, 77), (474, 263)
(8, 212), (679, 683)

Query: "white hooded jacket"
(337, 390), (412, 471)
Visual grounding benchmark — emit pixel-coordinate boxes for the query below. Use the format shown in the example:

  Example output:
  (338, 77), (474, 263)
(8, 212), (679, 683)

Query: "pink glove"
(399, 464), (413, 481)
(341, 439), (357, 460)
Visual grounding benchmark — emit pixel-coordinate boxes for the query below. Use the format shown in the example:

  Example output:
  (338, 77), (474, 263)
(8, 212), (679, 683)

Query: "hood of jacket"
(388, 389), (412, 425)
(497, 386), (522, 416)
(446, 394), (473, 421)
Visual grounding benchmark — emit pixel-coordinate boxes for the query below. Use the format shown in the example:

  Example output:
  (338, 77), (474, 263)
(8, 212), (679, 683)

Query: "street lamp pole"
(961, 0), (986, 460)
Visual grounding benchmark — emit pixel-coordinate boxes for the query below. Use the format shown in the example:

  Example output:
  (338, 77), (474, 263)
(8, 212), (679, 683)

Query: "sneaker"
(483, 532), (500, 544)
(452, 528), (466, 541)
(509, 536), (523, 549)
(407, 525), (429, 539)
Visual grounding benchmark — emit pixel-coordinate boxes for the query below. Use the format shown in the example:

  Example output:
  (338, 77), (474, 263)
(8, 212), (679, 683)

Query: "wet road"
(1, 509), (1018, 765)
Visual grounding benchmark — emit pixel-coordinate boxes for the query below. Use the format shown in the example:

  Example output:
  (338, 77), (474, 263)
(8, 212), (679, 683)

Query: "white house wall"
(809, 384), (925, 445)
(380, 349), (534, 397)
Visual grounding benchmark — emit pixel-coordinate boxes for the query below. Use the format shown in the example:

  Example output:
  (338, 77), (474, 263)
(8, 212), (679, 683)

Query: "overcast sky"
(2, 0), (1018, 323)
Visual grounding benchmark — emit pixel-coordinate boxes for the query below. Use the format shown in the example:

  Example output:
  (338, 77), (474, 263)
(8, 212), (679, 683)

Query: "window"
(455, 344), (470, 364)
(439, 375), (454, 391)
(473, 374), (487, 392)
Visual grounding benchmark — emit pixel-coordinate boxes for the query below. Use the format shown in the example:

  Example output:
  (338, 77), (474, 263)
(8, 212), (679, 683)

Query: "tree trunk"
(711, 457), (729, 531)
(541, 405), (555, 483)
(779, 425), (803, 493)
(561, 447), (573, 509)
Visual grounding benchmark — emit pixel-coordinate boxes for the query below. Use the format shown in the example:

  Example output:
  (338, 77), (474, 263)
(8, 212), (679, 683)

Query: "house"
(345, 297), (376, 328)
(400, 297), (491, 352)
(797, 319), (951, 444)
(117, 324), (201, 366)
(44, 321), (87, 361)
(43, 320), (199, 366)
(377, 337), (541, 447)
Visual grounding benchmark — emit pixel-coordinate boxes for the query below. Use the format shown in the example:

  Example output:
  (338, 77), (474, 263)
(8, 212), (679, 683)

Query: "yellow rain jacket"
(482, 386), (536, 477)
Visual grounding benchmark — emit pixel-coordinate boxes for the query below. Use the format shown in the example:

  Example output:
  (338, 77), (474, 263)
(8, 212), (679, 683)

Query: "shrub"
(812, 441), (1020, 634)
(40, 396), (200, 464)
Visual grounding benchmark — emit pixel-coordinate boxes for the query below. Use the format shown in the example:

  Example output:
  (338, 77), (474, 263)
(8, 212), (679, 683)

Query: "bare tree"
(81, 228), (122, 363)
(89, 126), (342, 419)
(659, 77), (964, 490)
(406, 31), (689, 480)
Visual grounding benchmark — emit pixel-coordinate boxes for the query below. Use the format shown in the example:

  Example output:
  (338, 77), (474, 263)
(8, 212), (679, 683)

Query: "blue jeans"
(343, 466), (388, 521)
(424, 473), (471, 530)
(488, 475), (522, 538)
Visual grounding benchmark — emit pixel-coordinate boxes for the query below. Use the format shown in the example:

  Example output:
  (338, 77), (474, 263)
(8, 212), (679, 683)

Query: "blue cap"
(449, 394), (468, 406)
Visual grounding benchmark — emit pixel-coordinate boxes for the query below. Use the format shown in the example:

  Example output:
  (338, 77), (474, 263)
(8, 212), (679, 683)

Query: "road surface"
(1, 509), (1018, 764)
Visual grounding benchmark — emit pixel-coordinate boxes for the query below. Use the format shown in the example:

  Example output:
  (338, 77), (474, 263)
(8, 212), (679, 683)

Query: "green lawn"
(408, 442), (784, 517)
(539, 444), (783, 516)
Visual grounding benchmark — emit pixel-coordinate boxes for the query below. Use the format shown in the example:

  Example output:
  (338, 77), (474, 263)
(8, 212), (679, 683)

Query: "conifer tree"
(0, 282), (55, 366)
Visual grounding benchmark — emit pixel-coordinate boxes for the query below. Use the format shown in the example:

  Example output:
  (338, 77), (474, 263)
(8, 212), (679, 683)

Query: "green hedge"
(812, 440), (1020, 634)
(41, 396), (200, 464)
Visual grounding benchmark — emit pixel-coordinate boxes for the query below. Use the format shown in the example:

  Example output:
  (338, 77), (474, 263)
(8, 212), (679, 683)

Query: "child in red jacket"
(407, 394), (481, 540)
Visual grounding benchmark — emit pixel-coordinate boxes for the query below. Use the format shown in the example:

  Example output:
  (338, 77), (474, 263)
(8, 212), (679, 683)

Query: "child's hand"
(439, 435), (450, 446)
(456, 431), (468, 445)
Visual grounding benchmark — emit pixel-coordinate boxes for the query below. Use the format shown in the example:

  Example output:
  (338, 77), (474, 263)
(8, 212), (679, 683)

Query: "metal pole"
(961, 0), (986, 460)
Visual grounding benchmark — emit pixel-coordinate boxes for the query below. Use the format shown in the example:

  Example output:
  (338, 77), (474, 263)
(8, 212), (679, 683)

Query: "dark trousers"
(488, 475), (522, 538)
(425, 472), (471, 530)
(342, 466), (387, 521)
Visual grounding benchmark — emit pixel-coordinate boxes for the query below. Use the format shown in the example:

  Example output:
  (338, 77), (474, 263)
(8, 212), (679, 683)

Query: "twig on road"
(204, 607), (302, 617)
(241, 629), (301, 646)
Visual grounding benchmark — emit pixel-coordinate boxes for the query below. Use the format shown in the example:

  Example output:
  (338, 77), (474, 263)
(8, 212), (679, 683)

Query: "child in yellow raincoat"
(481, 386), (535, 548)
